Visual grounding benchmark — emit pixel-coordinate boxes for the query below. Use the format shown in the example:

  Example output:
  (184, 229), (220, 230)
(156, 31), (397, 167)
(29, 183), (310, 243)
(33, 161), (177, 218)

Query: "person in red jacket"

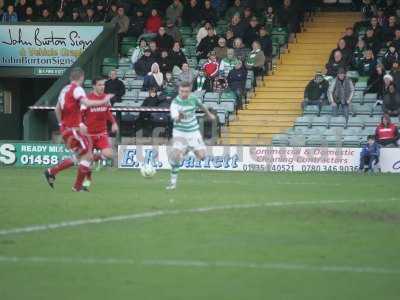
(375, 114), (399, 147)
(202, 51), (219, 92)
(145, 9), (162, 34)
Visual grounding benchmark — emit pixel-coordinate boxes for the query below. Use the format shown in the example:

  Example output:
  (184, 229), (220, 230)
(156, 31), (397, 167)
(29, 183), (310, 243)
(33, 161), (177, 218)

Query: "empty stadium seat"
(347, 116), (365, 128)
(294, 116), (312, 127)
(352, 103), (372, 115)
(304, 105), (319, 115)
(329, 116), (346, 127)
(311, 115), (330, 127)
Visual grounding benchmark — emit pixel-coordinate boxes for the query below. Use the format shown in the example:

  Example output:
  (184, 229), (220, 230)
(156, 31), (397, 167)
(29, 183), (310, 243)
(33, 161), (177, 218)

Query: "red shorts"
(90, 133), (111, 150)
(61, 128), (91, 156)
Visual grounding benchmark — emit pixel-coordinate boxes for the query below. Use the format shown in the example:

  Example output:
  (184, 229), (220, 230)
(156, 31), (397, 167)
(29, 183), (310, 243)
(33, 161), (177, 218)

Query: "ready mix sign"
(0, 25), (103, 67)
(0, 142), (71, 167)
(118, 145), (400, 173)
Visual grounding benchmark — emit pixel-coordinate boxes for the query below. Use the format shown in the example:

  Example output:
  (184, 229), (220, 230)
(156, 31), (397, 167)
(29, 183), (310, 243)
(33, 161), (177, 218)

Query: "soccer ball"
(140, 163), (156, 178)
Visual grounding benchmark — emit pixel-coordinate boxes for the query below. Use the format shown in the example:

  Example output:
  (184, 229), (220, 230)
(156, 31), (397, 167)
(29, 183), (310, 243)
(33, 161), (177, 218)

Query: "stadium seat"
(363, 115), (381, 127)
(101, 57), (118, 76)
(371, 105), (383, 115)
(204, 92), (220, 103)
(352, 103), (372, 115)
(137, 91), (148, 101)
(343, 135), (361, 147)
(303, 105), (319, 115)
(347, 116), (365, 128)
(289, 135), (307, 146)
(272, 134), (289, 146)
(320, 105), (332, 115)
(220, 102), (235, 115)
(121, 90), (138, 101)
(120, 37), (137, 56)
(311, 115), (330, 128)
(363, 93), (378, 104)
(329, 116), (346, 128)
(294, 116), (312, 127)
(305, 136), (324, 146)
(124, 70), (136, 79)
(324, 127), (344, 137)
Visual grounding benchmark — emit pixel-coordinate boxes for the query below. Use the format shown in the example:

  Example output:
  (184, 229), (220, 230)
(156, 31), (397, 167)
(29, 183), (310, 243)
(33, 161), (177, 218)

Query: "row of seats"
(295, 114), (397, 128)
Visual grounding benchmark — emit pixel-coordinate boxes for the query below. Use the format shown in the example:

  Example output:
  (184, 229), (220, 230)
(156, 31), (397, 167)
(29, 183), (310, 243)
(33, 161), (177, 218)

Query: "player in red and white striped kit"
(81, 77), (119, 189)
(44, 68), (112, 192)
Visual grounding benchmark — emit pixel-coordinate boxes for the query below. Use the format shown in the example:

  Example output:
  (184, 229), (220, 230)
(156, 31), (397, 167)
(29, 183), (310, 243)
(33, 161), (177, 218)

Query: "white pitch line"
(0, 256), (399, 275)
(0, 198), (398, 237)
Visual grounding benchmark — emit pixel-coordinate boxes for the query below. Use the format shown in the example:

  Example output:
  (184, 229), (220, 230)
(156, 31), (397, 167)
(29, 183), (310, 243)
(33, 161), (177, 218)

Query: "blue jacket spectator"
(2, 5), (18, 23)
(359, 135), (380, 172)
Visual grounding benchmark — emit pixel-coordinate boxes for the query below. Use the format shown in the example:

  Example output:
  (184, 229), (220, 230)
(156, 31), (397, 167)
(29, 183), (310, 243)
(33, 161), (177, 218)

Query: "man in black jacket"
(227, 61), (247, 108)
(134, 48), (156, 77)
(105, 69), (126, 104)
(302, 71), (329, 115)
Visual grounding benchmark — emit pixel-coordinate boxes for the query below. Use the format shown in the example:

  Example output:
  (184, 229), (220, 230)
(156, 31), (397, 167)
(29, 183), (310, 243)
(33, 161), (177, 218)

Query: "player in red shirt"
(81, 77), (119, 189)
(44, 68), (112, 192)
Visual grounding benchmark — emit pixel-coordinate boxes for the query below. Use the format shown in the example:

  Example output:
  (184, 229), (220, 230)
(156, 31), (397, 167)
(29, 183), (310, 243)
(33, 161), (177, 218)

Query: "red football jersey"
(82, 92), (115, 135)
(59, 83), (86, 128)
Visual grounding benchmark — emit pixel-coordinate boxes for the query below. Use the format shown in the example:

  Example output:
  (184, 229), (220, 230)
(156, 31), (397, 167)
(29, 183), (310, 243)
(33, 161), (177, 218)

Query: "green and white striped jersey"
(170, 95), (202, 133)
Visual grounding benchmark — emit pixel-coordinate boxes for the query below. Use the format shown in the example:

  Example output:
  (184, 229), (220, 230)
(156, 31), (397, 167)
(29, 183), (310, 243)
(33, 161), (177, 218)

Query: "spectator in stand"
(375, 114), (399, 146)
(105, 2), (117, 22)
(342, 27), (357, 51)
(229, 13), (246, 39)
(383, 44), (399, 70)
(242, 7), (253, 24)
(162, 72), (178, 101)
(258, 26), (273, 71)
(359, 135), (380, 172)
(197, 27), (219, 60)
(214, 37), (228, 60)
(370, 16), (383, 42)
(135, 47), (156, 78)
(16, 0), (28, 20)
(155, 27), (174, 52)
(201, 0), (218, 24)
(129, 9), (146, 37)
(352, 39), (366, 70)
(244, 16), (260, 47)
(383, 15), (397, 46)
(142, 63), (164, 92)
(145, 9), (162, 35)
(148, 40), (160, 59)
(383, 74), (394, 96)
(165, 19), (181, 44)
(376, 8), (386, 27)
(177, 62), (198, 87)
(196, 22), (216, 45)
(139, 88), (161, 137)
(225, 29), (235, 48)
(233, 37), (250, 62)
(363, 28), (380, 56)
(225, 0), (243, 21)
(367, 64), (385, 101)
(227, 60), (247, 108)
(213, 75), (228, 93)
(329, 39), (352, 66)
(326, 50), (347, 77)
(84, 7), (96, 23)
(135, 0), (152, 19)
(166, 0), (183, 26)
(71, 7), (82, 22)
(302, 71), (329, 115)
(264, 6), (277, 29)
(328, 68), (354, 122)
(158, 50), (173, 75)
(24, 6), (34, 22)
(194, 70), (207, 91)
(2, 4), (18, 23)
(95, 1), (106, 22)
(389, 61), (400, 93)
(111, 6), (130, 46)
(358, 49), (377, 77)
(391, 28), (400, 51)
(383, 83), (400, 116)
(33, 0), (45, 17)
(105, 69), (126, 105)
(183, 0), (201, 27)
(40, 7), (52, 22)
(169, 41), (187, 69)
(220, 49), (240, 74)
(131, 39), (148, 65)
(278, 0), (298, 42)
(53, 9), (67, 22)
(245, 41), (266, 78)
(203, 51), (220, 91)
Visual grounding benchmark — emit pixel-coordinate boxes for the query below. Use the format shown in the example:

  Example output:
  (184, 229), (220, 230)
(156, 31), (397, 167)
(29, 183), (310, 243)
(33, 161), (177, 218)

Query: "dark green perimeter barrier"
(23, 23), (118, 141)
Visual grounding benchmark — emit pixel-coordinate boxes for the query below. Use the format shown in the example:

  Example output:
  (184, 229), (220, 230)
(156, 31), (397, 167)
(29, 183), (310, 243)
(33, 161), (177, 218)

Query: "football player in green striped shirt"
(167, 81), (215, 190)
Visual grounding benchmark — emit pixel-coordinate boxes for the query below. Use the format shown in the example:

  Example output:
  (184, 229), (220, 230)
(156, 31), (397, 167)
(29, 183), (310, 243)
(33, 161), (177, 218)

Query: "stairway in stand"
(220, 12), (361, 145)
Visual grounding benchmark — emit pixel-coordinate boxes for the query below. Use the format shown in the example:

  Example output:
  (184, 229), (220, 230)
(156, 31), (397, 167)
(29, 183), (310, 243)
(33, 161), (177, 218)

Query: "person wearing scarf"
(142, 63), (164, 92)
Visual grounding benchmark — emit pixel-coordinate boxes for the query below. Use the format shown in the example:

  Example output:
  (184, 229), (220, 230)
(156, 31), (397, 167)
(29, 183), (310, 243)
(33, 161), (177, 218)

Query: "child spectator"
(359, 135), (380, 172)
(203, 52), (220, 91)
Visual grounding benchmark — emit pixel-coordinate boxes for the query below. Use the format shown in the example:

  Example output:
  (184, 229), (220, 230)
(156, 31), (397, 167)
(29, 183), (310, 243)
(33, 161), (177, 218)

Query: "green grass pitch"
(0, 168), (399, 300)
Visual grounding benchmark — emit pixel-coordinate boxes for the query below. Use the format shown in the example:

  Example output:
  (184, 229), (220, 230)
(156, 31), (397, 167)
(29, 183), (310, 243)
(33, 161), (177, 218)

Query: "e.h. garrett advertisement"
(0, 25), (103, 67)
(118, 145), (400, 173)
